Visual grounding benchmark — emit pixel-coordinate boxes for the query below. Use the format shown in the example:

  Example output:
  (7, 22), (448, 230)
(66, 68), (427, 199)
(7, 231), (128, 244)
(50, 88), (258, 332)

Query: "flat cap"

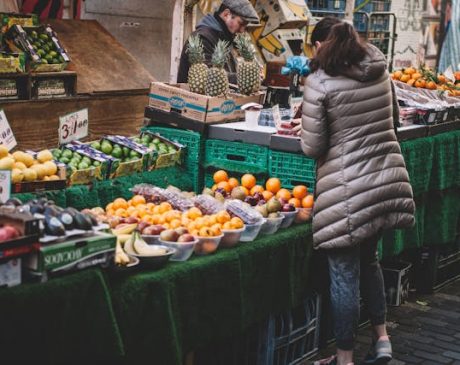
(222, 0), (260, 23)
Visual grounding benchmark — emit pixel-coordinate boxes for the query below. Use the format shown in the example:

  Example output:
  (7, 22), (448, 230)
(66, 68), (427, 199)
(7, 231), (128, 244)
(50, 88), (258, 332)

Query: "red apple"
(144, 225), (166, 236)
(160, 229), (179, 242)
(138, 221), (150, 232)
(175, 227), (189, 236)
(177, 234), (196, 243)
(282, 204), (296, 212)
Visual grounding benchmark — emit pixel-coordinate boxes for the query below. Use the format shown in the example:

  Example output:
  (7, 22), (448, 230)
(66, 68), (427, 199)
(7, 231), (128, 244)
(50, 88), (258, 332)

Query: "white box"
(258, 28), (306, 63)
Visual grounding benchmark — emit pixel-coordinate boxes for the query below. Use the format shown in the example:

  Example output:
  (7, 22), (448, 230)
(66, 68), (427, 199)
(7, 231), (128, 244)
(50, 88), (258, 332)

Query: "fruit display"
(0, 147), (63, 183)
(206, 40), (230, 97)
(0, 51), (26, 73)
(26, 28), (65, 65)
(391, 66), (460, 96)
(235, 32), (261, 96)
(133, 132), (182, 169)
(186, 34), (208, 95)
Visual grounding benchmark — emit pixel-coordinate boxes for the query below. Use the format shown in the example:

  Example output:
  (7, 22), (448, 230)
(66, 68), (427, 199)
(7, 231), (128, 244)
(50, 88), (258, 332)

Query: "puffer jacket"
(301, 45), (415, 250)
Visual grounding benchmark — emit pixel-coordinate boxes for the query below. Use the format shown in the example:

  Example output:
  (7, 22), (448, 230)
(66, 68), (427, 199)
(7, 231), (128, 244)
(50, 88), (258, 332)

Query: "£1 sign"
(59, 108), (89, 145)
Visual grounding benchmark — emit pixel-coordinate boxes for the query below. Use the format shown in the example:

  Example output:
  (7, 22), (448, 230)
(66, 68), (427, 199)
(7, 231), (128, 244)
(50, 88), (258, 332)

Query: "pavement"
(309, 278), (460, 365)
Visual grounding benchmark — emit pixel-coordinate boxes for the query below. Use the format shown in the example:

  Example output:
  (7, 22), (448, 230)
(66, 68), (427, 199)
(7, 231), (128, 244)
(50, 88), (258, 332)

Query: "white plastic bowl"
(240, 219), (265, 242)
(193, 234), (224, 255)
(142, 234), (160, 245)
(279, 209), (299, 229)
(260, 216), (284, 235)
(220, 227), (246, 248)
(159, 238), (198, 261)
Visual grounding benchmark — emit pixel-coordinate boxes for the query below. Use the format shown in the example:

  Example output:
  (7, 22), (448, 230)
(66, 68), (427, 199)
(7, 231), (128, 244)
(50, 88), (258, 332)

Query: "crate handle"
(290, 179), (312, 187)
(226, 154), (246, 162)
(75, 240), (88, 248)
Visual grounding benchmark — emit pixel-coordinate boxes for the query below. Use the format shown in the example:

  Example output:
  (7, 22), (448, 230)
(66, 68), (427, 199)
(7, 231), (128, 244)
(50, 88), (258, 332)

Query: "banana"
(115, 237), (131, 265)
(112, 223), (138, 236)
(116, 234), (131, 245)
(123, 232), (137, 256)
(132, 231), (168, 256)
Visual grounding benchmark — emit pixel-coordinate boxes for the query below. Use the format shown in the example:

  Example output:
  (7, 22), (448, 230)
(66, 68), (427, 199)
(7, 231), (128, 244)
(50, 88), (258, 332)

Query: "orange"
(170, 219), (182, 229)
(181, 216), (191, 226)
(210, 224), (222, 236)
(115, 208), (127, 217)
(289, 198), (301, 208)
(240, 186), (249, 195)
(406, 79), (416, 87)
(217, 181), (232, 193)
(213, 170), (229, 184)
(415, 79), (426, 88)
(159, 202), (172, 214)
(199, 227), (211, 237)
(187, 207), (203, 220)
(222, 221), (233, 230)
(241, 174), (256, 189)
(105, 202), (114, 212)
(208, 214), (218, 226)
(191, 229), (199, 237)
(455, 71), (460, 81)
(293, 185), (308, 199)
(195, 217), (206, 230)
(157, 216), (166, 225)
(411, 72), (422, 80)
(228, 177), (239, 189)
(266, 178), (281, 194)
(276, 188), (292, 201)
(230, 217), (244, 229)
(142, 215), (154, 224)
(127, 199), (133, 207)
(392, 70), (403, 80)
(113, 198), (128, 210)
(250, 185), (265, 195)
(188, 222), (197, 232)
(400, 74), (411, 83)
(262, 190), (274, 201)
(216, 210), (231, 224)
(404, 67), (416, 75)
(131, 195), (146, 206)
(302, 195), (314, 208)
(126, 206), (137, 215)
(163, 223), (170, 229)
(426, 81), (437, 90)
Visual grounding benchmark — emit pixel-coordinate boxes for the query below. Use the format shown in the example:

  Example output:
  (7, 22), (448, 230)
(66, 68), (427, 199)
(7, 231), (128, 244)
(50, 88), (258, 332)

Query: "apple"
(244, 196), (258, 207)
(279, 198), (288, 205)
(282, 204), (296, 212)
(175, 227), (189, 236)
(144, 225), (166, 236)
(138, 221), (150, 232)
(160, 229), (180, 242)
(177, 234), (195, 243)
(123, 216), (139, 224)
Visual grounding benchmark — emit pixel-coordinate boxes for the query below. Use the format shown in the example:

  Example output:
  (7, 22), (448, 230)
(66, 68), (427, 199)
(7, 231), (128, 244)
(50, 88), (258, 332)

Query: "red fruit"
(177, 234), (196, 243)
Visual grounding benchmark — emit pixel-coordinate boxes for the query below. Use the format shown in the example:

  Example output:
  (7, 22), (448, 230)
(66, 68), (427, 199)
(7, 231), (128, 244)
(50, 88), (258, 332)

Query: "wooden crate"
(30, 71), (77, 100)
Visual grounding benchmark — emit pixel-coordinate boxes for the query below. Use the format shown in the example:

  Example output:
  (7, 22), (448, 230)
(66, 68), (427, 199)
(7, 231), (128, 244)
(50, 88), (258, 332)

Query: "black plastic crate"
(257, 293), (321, 365)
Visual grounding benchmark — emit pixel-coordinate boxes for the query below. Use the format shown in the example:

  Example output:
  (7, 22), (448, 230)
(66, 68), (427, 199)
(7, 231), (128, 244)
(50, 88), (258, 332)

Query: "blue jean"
(327, 236), (387, 350)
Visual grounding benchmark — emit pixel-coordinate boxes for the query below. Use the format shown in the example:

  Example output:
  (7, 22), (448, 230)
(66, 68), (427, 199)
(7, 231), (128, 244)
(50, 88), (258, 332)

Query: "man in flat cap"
(177, 0), (260, 85)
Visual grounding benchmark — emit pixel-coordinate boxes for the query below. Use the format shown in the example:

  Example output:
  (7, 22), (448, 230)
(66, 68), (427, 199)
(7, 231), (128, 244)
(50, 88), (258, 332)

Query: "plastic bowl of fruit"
(220, 226), (246, 248)
(280, 209), (299, 229)
(193, 234), (224, 255)
(295, 208), (313, 224)
(142, 234), (160, 245)
(159, 237), (198, 261)
(131, 245), (176, 269)
(240, 219), (265, 242)
(260, 215), (285, 235)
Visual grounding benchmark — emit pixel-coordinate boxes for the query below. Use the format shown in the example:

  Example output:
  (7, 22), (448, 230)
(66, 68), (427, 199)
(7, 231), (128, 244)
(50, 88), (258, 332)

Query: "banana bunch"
(112, 223), (138, 266)
(124, 231), (168, 256)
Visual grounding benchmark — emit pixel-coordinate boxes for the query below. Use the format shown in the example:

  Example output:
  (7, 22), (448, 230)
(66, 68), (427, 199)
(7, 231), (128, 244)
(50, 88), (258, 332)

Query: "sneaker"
(361, 338), (392, 365)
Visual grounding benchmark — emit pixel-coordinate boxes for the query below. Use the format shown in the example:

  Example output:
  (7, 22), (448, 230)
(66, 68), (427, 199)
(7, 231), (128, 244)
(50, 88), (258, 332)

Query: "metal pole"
(345, 0), (355, 22)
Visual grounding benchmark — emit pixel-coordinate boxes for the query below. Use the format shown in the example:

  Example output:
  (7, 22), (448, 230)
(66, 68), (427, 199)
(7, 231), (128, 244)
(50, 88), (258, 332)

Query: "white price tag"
(58, 108), (89, 145)
(272, 104), (282, 129)
(0, 110), (17, 152)
(0, 170), (11, 204)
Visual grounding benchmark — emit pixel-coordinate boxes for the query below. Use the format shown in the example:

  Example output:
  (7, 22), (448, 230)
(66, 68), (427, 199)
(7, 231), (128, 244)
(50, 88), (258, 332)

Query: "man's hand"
(292, 118), (302, 136)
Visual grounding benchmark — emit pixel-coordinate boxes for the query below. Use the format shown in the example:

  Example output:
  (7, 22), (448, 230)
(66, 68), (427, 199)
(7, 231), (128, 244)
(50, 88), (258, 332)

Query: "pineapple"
(235, 33), (260, 95)
(186, 35), (208, 95)
(206, 40), (230, 97)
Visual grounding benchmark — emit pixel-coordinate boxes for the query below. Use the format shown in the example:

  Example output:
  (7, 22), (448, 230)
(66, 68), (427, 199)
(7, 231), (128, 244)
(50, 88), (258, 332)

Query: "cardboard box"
(25, 232), (116, 281)
(258, 28), (306, 63)
(254, 0), (310, 37)
(0, 52), (26, 73)
(149, 82), (266, 124)
(0, 257), (21, 288)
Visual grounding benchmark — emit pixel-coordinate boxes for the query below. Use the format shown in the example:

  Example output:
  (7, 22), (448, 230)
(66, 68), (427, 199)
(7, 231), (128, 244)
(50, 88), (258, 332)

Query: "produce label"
(59, 108), (89, 145)
(0, 169), (11, 203)
(0, 110), (17, 151)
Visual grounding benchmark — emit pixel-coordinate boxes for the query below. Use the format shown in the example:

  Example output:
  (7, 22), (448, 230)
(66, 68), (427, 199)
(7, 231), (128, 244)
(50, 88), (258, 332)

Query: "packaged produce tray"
(0, 52), (26, 73)
(269, 150), (316, 191)
(133, 131), (183, 169)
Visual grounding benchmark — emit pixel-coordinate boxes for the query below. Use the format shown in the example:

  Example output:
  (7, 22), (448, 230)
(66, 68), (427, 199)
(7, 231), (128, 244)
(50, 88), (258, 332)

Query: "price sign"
(0, 110), (17, 151)
(0, 170), (11, 204)
(272, 104), (282, 129)
(58, 108), (89, 145)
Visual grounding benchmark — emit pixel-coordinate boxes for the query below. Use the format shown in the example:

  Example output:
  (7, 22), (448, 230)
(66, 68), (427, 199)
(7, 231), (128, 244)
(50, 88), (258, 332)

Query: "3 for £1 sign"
(0, 110), (17, 151)
(59, 108), (89, 145)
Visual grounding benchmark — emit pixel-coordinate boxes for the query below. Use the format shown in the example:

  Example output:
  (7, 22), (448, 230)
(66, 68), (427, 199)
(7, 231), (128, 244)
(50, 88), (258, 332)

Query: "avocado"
(5, 198), (23, 206)
(57, 212), (74, 230)
(74, 213), (92, 230)
(45, 215), (66, 236)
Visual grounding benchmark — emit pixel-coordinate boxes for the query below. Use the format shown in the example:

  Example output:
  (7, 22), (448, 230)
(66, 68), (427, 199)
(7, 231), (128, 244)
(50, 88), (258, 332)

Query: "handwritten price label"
(58, 108), (89, 145)
(0, 110), (17, 151)
(0, 170), (11, 204)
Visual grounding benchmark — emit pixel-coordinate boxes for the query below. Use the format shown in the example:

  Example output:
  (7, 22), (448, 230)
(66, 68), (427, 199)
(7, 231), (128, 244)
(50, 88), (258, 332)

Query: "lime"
(92, 161), (101, 167)
(142, 135), (152, 144)
(152, 138), (160, 144)
(101, 143), (113, 155)
(62, 149), (73, 159)
(49, 50), (57, 58)
(111, 148), (122, 159)
(78, 162), (89, 170)
(149, 144), (157, 151)
(52, 149), (62, 157)
(59, 55), (64, 63)
(130, 150), (140, 158)
(133, 137), (141, 144)
(73, 153), (82, 161)
(82, 157), (91, 165)
(37, 49), (46, 57)
(60, 157), (70, 164)
(168, 146), (177, 153)
(51, 58), (60, 64)
(70, 158), (80, 165)
(43, 44), (50, 53)
(31, 30), (38, 39)
(40, 59), (48, 64)
(39, 33), (49, 41)
(122, 147), (130, 157)
(90, 141), (101, 150)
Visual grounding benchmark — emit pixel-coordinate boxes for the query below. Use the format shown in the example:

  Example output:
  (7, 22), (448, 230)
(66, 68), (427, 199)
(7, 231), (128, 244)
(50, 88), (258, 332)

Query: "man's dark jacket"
(177, 13), (238, 84)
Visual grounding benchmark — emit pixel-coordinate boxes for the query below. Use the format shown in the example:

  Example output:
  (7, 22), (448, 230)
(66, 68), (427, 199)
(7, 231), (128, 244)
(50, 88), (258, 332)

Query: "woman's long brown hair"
(309, 21), (368, 76)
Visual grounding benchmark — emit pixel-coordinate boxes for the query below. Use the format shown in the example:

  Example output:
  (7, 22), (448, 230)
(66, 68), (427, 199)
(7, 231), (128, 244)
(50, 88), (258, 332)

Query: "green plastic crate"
(204, 168), (267, 189)
(269, 150), (316, 191)
(205, 140), (269, 173)
(142, 126), (203, 166)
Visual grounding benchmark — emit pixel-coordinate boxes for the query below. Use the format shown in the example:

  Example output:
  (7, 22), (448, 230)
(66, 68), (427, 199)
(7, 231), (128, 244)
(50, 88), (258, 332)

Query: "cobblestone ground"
(309, 279), (460, 365)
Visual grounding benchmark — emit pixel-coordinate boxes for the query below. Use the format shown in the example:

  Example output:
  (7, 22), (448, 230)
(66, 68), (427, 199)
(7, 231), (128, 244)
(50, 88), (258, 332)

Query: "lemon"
(13, 162), (27, 171)
(49, 175), (60, 181)
(37, 149), (53, 163)
(22, 153), (35, 167)
(43, 161), (57, 176)
(0, 145), (8, 159)
(23, 168), (38, 182)
(12, 151), (25, 161)
(43, 176), (51, 181)
(12, 168), (24, 183)
(0, 157), (15, 170)
(31, 164), (47, 180)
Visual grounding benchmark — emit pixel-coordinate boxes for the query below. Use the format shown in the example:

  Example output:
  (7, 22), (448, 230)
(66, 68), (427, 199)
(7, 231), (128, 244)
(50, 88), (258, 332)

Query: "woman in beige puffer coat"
(302, 18), (415, 365)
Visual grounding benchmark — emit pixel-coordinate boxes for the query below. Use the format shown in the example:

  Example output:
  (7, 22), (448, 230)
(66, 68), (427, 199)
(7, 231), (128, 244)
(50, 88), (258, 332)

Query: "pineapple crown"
(211, 40), (230, 68)
(235, 33), (255, 62)
(186, 35), (205, 65)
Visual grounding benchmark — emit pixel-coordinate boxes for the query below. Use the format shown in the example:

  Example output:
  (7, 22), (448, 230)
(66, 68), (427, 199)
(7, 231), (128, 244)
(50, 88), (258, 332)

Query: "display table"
(0, 224), (312, 365)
